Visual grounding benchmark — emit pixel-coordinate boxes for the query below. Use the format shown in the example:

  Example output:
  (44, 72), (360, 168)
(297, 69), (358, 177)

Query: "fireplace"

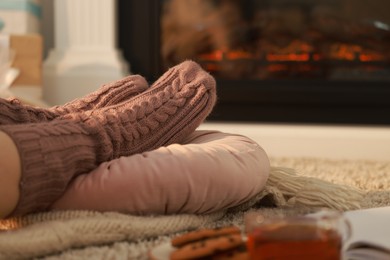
(118, 0), (390, 125)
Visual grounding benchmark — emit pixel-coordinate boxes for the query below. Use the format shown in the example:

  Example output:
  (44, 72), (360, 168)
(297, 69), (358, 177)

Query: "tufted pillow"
(51, 130), (270, 215)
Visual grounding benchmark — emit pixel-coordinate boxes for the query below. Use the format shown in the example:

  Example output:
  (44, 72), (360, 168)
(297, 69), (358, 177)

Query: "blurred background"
(3, 0), (389, 125)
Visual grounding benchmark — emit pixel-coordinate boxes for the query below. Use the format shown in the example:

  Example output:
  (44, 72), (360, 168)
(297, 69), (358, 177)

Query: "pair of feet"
(1, 60), (216, 127)
(0, 60), (217, 217)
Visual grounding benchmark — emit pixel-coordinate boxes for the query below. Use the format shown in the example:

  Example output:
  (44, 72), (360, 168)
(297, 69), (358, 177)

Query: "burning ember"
(198, 42), (385, 63)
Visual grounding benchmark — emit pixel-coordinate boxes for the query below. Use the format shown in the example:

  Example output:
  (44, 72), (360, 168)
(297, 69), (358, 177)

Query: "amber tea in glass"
(245, 210), (350, 260)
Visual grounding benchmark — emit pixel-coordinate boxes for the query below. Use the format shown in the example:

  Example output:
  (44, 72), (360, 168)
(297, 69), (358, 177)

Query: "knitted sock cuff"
(0, 121), (98, 217)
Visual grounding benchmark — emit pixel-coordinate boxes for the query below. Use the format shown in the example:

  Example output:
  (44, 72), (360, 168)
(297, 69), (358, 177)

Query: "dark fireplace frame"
(118, 0), (390, 125)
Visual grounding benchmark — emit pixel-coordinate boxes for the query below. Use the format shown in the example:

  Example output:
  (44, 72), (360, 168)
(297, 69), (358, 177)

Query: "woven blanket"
(0, 157), (389, 259)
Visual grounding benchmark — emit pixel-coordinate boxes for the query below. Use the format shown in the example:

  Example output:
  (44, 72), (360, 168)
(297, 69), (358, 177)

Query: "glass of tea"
(245, 209), (351, 260)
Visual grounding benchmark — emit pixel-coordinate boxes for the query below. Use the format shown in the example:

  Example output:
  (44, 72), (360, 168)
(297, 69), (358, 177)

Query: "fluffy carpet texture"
(0, 157), (389, 259)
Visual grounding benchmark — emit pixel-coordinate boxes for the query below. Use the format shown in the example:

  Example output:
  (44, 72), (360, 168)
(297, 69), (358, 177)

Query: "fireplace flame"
(198, 42), (385, 63)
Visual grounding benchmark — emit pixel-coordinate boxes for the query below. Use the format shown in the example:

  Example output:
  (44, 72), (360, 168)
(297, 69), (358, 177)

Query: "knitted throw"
(0, 160), (378, 260)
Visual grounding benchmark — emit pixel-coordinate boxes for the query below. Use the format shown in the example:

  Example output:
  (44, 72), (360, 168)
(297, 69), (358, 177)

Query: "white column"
(43, 0), (129, 105)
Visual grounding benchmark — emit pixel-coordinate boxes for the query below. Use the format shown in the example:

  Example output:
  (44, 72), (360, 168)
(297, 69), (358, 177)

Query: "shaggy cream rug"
(0, 157), (389, 260)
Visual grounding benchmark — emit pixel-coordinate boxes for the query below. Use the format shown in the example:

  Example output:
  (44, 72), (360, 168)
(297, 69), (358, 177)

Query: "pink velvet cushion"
(51, 130), (270, 215)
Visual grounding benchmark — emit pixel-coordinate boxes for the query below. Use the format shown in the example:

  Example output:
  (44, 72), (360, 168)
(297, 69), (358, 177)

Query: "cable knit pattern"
(0, 75), (148, 125)
(0, 60), (217, 217)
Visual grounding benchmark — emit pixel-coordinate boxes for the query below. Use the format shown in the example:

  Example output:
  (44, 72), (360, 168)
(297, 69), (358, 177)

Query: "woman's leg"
(0, 60), (216, 218)
(0, 131), (21, 218)
(0, 75), (148, 125)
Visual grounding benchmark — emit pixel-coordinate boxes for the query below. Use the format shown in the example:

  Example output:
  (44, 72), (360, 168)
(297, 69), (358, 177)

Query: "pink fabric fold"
(51, 130), (270, 215)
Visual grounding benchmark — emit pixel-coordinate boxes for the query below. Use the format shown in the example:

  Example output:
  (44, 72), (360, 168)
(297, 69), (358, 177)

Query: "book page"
(344, 247), (390, 260)
(343, 206), (390, 256)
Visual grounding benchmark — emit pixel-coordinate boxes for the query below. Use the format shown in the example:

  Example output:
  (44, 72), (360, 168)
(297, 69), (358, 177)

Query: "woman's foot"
(0, 75), (148, 125)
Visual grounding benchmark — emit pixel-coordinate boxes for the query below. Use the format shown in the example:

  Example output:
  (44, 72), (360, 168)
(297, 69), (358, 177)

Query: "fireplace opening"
(119, 0), (390, 125)
(160, 0), (390, 82)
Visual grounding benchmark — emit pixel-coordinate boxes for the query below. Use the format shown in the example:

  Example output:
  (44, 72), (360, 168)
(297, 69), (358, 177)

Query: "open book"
(343, 206), (390, 260)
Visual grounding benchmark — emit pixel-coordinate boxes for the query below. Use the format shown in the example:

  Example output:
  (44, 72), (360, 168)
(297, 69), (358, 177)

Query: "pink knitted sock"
(0, 75), (148, 125)
(0, 60), (217, 217)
